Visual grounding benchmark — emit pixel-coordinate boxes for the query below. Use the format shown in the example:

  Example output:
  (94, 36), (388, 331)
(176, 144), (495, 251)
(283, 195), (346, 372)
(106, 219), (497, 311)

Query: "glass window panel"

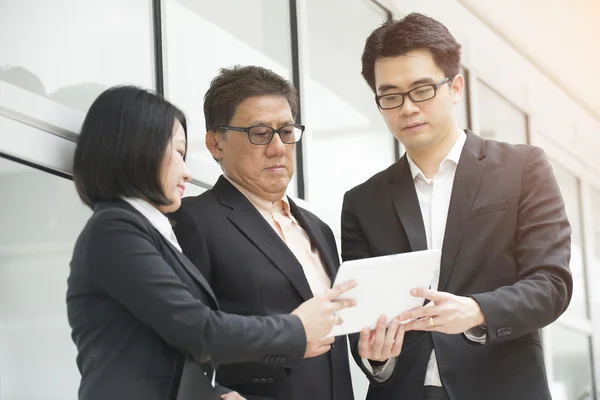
(0, 0), (154, 113)
(552, 162), (587, 320)
(164, 0), (297, 195)
(549, 325), (594, 400)
(305, 0), (393, 230)
(184, 182), (208, 198)
(590, 188), (600, 352)
(591, 188), (600, 272)
(0, 158), (91, 399)
(477, 80), (528, 144)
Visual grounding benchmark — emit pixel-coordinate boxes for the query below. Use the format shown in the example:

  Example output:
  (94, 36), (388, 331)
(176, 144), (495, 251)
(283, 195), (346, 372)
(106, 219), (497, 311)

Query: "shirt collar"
(122, 197), (181, 250)
(406, 130), (467, 180)
(223, 175), (294, 220)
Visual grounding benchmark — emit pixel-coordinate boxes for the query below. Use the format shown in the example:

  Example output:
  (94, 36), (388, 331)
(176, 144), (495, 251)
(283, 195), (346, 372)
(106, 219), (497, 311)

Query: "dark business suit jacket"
(171, 176), (354, 400)
(341, 131), (572, 400)
(67, 200), (306, 400)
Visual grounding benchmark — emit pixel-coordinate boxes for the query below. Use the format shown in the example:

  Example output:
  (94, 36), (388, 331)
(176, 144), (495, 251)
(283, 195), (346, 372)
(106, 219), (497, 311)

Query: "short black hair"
(73, 85), (187, 209)
(362, 13), (462, 92)
(203, 65), (298, 132)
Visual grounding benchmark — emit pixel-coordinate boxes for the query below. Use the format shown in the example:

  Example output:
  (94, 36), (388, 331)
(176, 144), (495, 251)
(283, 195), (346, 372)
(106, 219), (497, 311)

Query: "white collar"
(406, 131), (467, 180)
(122, 197), (182, 251)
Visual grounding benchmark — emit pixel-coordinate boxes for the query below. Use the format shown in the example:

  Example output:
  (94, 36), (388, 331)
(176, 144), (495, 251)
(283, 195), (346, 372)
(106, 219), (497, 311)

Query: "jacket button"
(267, 378), (274, 383)
(260, 378), (267, 384)
(252, 378), (260, 383)
(497, 327), (513, 337)
(331, 343), (336, 349)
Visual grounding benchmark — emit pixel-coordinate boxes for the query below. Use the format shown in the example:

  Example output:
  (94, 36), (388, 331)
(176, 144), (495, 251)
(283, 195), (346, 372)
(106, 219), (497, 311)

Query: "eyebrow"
(249, 120), (295, 127)
(377, 77), (437, 93)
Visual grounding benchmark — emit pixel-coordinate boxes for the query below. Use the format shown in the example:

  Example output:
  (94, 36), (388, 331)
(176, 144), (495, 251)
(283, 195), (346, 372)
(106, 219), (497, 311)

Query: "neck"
(223, 174), (286, 203)
(406, 126), (461, 179)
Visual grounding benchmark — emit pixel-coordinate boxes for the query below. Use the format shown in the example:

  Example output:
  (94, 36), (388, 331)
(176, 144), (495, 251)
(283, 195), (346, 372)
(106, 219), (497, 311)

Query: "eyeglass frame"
(375, 77), (451, 110)
(217, 124), (305, 145)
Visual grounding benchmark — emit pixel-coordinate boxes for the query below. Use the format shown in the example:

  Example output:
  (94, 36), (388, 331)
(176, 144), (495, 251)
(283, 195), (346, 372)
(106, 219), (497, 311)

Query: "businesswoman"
(67, 86), (355, 400)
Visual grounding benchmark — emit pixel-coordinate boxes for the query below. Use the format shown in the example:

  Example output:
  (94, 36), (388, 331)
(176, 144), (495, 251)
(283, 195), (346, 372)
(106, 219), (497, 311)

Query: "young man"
(342, 13), (572, 400)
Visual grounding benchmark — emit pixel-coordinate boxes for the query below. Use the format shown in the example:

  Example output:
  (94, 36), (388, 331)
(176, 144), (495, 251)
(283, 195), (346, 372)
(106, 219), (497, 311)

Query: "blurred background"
(0, 0), (598, 399)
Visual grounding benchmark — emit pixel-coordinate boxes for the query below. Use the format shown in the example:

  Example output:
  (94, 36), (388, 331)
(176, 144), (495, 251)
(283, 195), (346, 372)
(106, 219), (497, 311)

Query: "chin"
(159, 197), (181, 214)
(401, 134), (434, 150)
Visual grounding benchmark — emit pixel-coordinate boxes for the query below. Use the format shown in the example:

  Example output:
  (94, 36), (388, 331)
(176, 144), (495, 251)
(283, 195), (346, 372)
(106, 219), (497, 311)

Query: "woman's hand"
(292, 280), (357, 342)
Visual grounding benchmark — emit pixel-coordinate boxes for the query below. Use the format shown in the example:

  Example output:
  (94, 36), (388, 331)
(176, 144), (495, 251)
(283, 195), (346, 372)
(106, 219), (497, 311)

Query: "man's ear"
(451, 74), (465, 105)
(206, 130), (224, 161)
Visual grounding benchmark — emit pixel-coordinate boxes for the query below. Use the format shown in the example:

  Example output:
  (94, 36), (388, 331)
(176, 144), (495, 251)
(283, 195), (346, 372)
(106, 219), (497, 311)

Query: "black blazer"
(341, 131), (573, 400)
(67, 200), (306, 400)
(171, 177), (354, 400)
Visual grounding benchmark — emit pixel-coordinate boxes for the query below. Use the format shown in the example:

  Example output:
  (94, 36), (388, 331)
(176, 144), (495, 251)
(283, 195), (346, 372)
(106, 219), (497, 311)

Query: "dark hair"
(361, 13), (461, 92)
(203, 65), (298, 131)
(73, 85), (187, 209)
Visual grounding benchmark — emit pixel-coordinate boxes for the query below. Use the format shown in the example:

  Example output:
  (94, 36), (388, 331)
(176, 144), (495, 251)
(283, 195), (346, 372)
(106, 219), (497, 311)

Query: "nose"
(399, 96), (420, 117)
(265, 132), (287, 157)
(182, 161), (192, 182)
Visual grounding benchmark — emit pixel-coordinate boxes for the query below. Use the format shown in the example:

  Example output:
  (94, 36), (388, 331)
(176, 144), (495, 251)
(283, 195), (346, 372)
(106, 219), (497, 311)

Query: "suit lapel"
(388, 156), (428, 252)
(164, 240), (219, 308)
(289, 200), (337, 280)
(213, 177), (314, 301)
(109, 200), (220, 308)
(438, 131), (486, 291)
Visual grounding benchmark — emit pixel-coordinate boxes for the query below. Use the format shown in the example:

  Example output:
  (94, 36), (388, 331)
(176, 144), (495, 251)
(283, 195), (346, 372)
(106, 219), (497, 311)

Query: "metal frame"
(151, 0), (165, 95)
(291, 0), (313, 201)
(289, 0), (306, 199)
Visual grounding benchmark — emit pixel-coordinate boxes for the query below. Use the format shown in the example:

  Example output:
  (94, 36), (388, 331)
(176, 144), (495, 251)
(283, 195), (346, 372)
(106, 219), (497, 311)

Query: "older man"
(171, 66), (356, 400)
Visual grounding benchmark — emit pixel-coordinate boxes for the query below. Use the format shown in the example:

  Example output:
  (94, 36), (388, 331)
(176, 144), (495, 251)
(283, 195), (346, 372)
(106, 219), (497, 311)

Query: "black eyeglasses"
(218, 124), (305, 145)
(375, 77), (450, 110)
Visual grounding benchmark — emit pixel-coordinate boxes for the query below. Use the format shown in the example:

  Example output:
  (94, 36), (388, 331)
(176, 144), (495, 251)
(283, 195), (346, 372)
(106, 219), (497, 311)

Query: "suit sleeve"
(471, 147), (573, 343)
(214, 384), (231, 397)
(341, 190), (372, 262)
(85, 209), (307, 366)
(341, 190), (396, 385)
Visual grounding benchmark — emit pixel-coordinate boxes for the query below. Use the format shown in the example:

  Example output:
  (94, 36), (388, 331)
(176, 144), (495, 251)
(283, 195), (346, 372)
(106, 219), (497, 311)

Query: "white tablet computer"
(328, 249), (440, 337)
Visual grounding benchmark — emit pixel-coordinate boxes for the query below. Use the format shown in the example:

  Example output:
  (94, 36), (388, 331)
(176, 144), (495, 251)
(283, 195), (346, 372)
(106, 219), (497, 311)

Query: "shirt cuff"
(361, 357), (397, 382)
(465, 325), (487, 344)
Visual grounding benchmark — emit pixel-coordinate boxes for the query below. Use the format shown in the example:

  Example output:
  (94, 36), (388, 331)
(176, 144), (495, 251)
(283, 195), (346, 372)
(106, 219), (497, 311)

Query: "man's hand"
(221, 391), (246, 400)
(304, 336), (335, 358)
(399, 289), (485, 334)
(357, 315), (405, 362)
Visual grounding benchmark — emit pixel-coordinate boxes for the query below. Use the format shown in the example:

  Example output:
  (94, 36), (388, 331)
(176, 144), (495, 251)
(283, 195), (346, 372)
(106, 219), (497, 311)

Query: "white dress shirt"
(366, 131), (485, 385)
